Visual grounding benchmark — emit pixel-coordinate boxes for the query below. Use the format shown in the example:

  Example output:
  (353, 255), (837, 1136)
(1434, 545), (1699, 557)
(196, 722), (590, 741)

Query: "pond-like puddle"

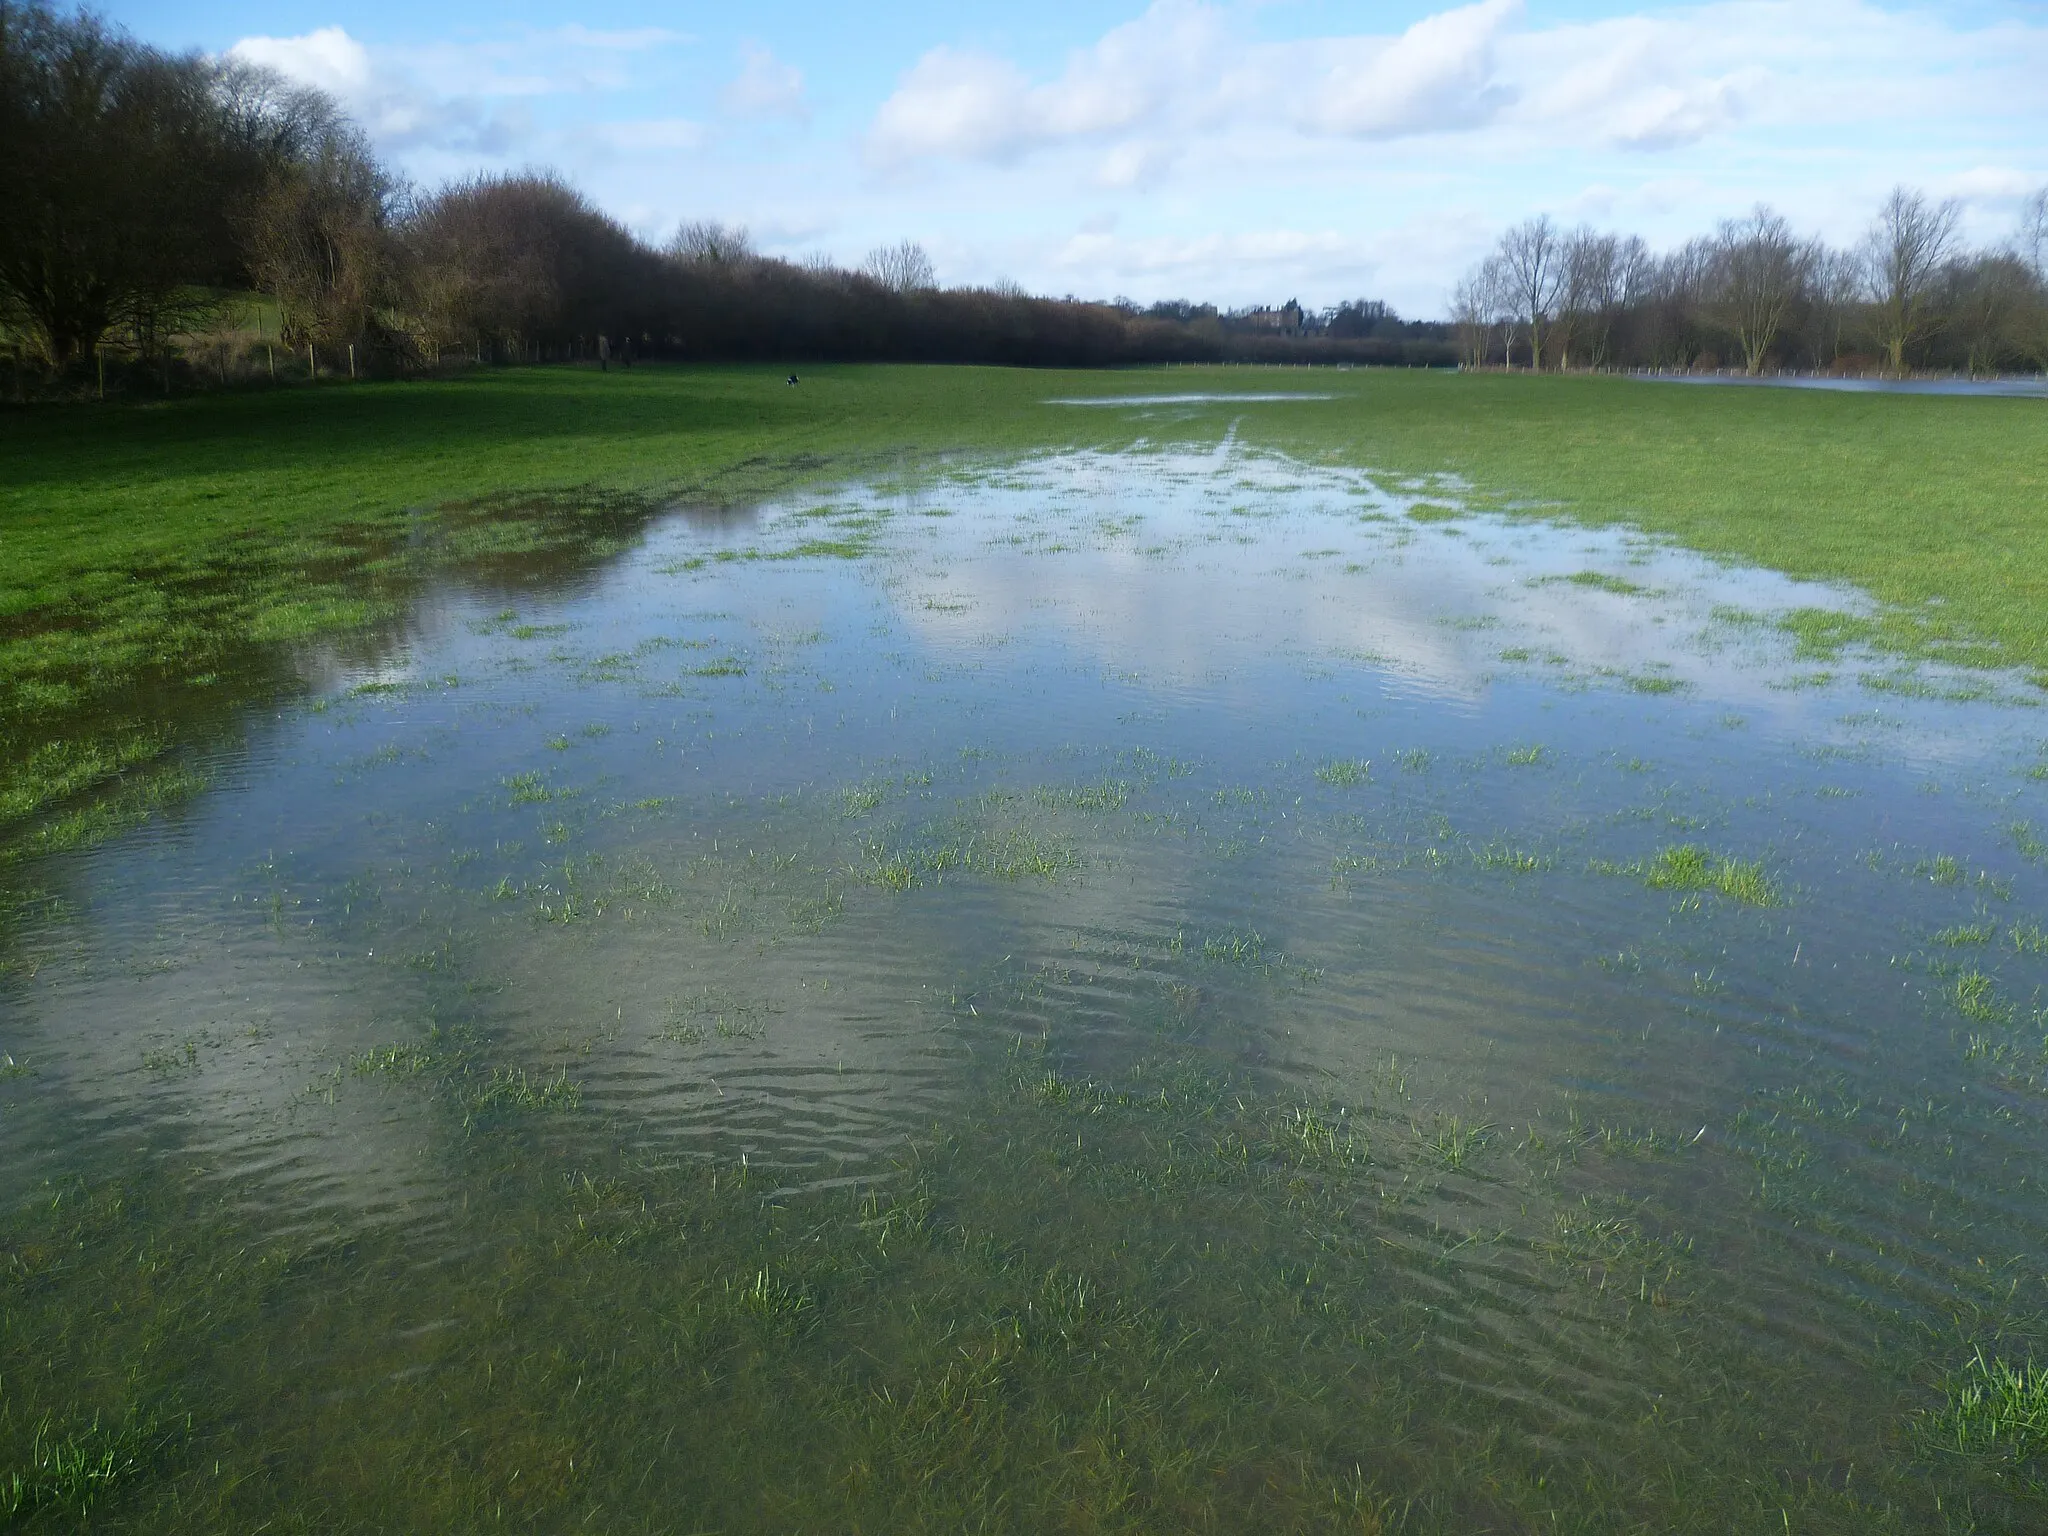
(1047, 391), (1337, 405)
(7, 446), (2048, 1528)
(1645, 373), (2048, 399)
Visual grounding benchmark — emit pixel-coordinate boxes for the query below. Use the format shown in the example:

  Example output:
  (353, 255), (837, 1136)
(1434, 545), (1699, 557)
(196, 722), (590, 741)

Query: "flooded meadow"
(7, 434), (2048, 1530)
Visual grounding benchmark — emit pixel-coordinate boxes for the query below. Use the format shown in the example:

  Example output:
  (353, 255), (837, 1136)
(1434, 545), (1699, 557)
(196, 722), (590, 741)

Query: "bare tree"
(243, 117), (395, 355)
(1807, 246), (1862, 368)
(1601, 235), (1652, 367)
(861, 239), (935, 294)
(1942, 253), (2031, 376)
(1709, 206), (1811, 375)
(1551, 228), (1600, 371)
(1862, 186), (1960, 374)
(0, 3), (257, 368)
(1553, 229), (1645, 370)
(404, 174), (565, 352)
(2012, 189), (2048, 372)
(667, 221), (754, 267)
(1449, 262), (1496, 368)
(1492, 217), (1566, 369)
(2018, 187), (2048, 282)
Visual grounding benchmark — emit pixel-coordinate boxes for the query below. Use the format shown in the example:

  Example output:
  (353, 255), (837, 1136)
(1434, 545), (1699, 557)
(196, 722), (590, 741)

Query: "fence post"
(349, 343), (356, 380)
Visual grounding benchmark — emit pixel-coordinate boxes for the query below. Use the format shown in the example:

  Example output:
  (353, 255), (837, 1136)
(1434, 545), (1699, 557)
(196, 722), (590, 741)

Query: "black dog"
(786, 374), (800, 386)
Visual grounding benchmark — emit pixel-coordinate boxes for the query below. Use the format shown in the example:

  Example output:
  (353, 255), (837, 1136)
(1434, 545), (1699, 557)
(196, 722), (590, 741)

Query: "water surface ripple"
(6, 446), (2048, 1529)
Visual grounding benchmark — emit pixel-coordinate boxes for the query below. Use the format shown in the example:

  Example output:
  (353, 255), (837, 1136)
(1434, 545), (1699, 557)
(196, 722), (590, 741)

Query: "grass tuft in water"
(841, 779), (889, 817)
(1200, 930), (1265, 966)
(857, 825), (1079, 890)
(1313, 759), (1372, 789)
(1034, 778), (1130, 812)
(1427, 1114), (1495, 1170)
(1560, 570), (1650, 597)
(0, 1410), (175, 1520)
(1952, 970), (2014, 1026)
(729, 1266), (816, 1330)
(502, 771), (557, 805)
(1637, 844), (1780, 907)
(14, 764), (208, 858)
(463, 1066), (581, 1120)
(1923, 1350), (2048, 1461)
(1934, 921), (1996, 947)
(1474, 842), (1551, 873)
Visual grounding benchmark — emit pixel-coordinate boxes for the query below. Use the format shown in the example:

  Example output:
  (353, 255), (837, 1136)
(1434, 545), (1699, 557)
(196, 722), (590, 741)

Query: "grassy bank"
(2, 363), (2044, 834)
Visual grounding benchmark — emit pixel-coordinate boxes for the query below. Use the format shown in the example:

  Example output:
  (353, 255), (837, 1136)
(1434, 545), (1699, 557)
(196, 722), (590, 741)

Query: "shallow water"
(1047, 392), (1338, 405)
(7, 444), (2048, 1530)
(1643, 372), (2048, 399)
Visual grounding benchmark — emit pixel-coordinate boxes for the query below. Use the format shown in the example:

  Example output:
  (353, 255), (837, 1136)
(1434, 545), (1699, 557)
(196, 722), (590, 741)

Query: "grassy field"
(2, 362), (2044, 836)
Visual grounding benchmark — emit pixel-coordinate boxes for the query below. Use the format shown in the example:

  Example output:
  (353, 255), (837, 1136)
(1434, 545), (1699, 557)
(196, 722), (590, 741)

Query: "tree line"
(0, 3), (1453, 395)
(1454, 190), (2048, 376)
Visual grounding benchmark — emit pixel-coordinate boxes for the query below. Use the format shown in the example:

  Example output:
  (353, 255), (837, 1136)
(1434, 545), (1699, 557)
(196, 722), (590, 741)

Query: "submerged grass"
(1924, 1350), (2048, 1461)
(1313, 758), (1372, 788)
(352, 1026), (581, 1127)
(1612, 843), (1782, 906)
(0, 1410), (178, 1521)
(856, 824), (1079, 890)
(8, 1026), (2017, 1534)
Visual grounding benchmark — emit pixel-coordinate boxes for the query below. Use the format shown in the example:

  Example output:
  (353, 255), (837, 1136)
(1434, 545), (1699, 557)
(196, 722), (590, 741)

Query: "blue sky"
(115, 1), (2048, 316)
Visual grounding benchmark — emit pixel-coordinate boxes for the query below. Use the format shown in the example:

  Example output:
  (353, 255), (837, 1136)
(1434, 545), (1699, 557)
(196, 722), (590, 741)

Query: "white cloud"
(867, 47), (1038, 164)
(722, 43), (807, 120)
(1305, 0), (1518, 139)
(229, 26), (374, 101)
(866, 1), (1229, 167)
(223, 3), (2048, 320)
(1941, 166), (2044, 203)
(227, 23), (692, 155)
(1095, 139), (1180, 190)
(1049, 228), (1377, 298)
(231, 27), (526, 152)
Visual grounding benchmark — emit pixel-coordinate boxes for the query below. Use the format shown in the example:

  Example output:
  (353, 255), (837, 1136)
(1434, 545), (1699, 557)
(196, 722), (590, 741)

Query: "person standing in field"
(598, 334), (610, 371)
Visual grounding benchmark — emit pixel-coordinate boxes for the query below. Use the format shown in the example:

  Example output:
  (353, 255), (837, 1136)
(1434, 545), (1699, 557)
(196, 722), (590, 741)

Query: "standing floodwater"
(6, 446), (2048, 1531)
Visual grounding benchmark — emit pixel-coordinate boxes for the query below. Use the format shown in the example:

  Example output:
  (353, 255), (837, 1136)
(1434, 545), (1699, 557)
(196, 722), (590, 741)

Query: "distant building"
(1230, 299), (1305, 335)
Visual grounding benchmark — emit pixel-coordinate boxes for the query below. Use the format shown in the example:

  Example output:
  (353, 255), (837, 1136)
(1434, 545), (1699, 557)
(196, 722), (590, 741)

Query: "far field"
(2, 363), (2045, 837)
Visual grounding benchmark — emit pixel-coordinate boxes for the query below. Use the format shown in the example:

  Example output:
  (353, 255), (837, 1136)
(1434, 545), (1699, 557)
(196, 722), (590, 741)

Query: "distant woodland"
(1456, 194), (2048, 376)
(3, 1), (2042, 398)
(0, 3), (1450, 397)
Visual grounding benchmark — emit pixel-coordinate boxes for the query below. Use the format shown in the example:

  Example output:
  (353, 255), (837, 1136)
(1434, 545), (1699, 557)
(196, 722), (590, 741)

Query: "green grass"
(1598, 843), (1781, 906)
(0, 1410), (176, 1520)
(1033, 777), (1130, 811)
(1543, 570), (1651, 596)
(1312, 757), (1372, 788)
(1925, 1350), (2048, 1461)
(1952, 969), (2014, 1025)
(855, 823), (1079, 890)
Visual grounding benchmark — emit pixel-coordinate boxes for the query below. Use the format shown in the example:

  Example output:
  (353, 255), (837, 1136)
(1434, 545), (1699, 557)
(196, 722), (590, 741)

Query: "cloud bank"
(224, 1), (2048, 315)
